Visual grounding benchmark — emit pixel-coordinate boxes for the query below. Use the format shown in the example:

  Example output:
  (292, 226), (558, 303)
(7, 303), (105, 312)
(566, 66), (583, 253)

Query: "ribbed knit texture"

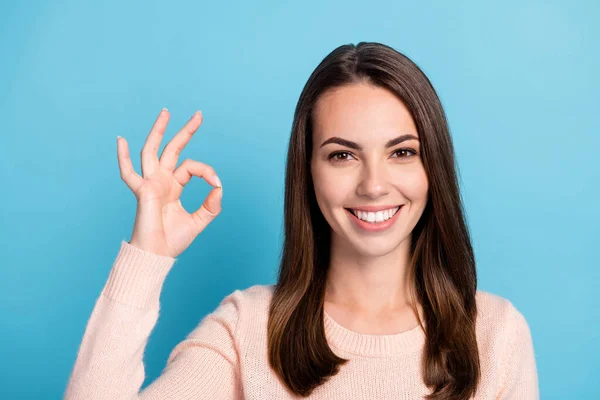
(65, 241), (539, 399)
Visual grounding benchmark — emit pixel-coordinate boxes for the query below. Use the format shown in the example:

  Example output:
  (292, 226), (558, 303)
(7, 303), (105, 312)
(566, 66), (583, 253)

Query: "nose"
(355, 162), (390, 199)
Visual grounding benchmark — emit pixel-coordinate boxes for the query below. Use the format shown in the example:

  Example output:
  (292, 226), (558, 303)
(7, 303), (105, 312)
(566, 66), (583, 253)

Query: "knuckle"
(203, 204), (220, 216)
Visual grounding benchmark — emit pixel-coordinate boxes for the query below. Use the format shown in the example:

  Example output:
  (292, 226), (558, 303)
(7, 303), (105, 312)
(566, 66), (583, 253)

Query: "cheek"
(314, 176), (353, 207)
(394, 168), (429, 201)
(312, 172), (355, 229)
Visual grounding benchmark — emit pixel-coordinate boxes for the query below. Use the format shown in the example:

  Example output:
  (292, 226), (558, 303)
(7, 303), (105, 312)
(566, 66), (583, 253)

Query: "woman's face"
(310, 82), (429, 257)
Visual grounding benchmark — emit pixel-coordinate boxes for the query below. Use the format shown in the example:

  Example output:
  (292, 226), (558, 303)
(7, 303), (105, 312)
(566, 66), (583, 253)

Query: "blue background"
(1, 0), (598, 398)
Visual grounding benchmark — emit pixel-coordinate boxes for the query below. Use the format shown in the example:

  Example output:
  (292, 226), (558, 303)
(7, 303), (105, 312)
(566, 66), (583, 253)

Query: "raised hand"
(116, 108), (222, 258)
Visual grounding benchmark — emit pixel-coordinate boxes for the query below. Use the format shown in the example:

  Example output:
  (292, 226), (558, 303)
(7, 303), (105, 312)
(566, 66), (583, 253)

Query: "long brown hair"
(267, 42), (480, 399)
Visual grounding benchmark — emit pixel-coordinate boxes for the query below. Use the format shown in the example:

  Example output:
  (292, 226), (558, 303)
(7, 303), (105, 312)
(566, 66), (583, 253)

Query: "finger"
(141, 108), (170, 177)
(160, 110), (203, 171)
(117, 136), (144, 192)
(172, 159), (222, 189)
(191, 186), (223, 234)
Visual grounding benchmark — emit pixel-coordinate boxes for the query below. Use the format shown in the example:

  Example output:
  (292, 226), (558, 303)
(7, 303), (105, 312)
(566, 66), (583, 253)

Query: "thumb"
(191, 187), (223, 233)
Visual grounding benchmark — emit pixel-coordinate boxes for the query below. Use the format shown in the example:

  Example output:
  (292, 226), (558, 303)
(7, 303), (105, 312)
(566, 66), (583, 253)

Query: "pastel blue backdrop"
(1, 1), (598, 398)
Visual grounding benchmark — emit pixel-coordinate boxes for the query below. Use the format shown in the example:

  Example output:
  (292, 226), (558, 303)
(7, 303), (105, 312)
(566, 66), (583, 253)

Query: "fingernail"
(162, 107), (168, 112)
(215, 176), (222, 188)
(117, 135), (122, 139)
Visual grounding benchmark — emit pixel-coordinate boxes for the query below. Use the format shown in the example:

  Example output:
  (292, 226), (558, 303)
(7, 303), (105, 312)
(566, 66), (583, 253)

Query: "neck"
(324, 233), (416, 314)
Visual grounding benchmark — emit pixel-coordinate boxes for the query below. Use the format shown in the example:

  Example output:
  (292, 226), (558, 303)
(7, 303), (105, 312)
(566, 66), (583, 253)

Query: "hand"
(116, 108), (222, 258)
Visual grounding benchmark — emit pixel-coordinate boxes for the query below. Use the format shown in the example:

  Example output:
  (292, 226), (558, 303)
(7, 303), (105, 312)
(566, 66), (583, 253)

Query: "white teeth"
(351, 206), (400, 223)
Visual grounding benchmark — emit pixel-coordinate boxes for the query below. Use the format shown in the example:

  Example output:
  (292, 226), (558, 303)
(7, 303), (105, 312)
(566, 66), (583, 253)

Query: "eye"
(327, 149), (417, 163)
(328, 151), (355, 162)
(392, 148), (417, 158)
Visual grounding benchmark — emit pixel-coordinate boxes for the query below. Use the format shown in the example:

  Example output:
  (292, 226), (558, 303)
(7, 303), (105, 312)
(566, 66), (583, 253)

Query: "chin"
(346, 235), (405, 257)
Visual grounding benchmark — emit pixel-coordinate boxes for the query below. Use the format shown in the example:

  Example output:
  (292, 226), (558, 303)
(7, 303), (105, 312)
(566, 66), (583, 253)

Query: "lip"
(346, 204), (401, 212)
(345, 205), (403, 233)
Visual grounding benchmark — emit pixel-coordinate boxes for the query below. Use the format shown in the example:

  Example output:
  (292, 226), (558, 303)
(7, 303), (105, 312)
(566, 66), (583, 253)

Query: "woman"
(65, 42), (539, 399)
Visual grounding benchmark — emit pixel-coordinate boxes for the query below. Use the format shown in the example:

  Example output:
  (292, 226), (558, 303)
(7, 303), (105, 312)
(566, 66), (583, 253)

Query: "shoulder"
(184, 284), (275, 345)
(166, 284), (275, 368)
(474, 291), (539, 394)
(218, 283), (275, 312)
(474, 289), (534, 359)
(211, 284), (275, 332)
(475, 290), (531, 331)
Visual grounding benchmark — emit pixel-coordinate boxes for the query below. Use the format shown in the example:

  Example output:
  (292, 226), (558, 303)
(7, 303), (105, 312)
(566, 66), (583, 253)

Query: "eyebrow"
(319, 134), (419, 151)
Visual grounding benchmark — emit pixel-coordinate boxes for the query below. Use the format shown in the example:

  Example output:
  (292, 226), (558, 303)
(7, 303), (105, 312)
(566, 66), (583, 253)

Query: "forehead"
(312, 82), (418, 142)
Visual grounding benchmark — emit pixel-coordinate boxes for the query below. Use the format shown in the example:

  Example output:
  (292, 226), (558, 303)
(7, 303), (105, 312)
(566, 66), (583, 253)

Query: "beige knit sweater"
(64, 241), (539, 399)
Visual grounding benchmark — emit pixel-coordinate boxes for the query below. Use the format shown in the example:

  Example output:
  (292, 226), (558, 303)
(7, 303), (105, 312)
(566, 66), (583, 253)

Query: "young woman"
(65, 42), (539, 399)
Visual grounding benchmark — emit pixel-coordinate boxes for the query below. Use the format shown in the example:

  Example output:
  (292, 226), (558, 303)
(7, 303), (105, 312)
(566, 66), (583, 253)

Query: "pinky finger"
(117, 136), (144, 193)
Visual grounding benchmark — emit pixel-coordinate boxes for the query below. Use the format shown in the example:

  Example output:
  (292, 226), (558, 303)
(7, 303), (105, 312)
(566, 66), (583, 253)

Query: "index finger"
(159, 110), (203, 171)
(141, 108), (170, 177)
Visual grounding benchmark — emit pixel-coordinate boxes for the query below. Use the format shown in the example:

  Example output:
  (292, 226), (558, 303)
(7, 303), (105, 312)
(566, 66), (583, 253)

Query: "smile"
(344, 205), (404, 232)
(348, 206), (401, 223)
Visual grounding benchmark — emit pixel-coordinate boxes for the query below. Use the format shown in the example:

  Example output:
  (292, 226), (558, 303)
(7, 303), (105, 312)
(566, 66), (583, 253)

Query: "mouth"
(344, 205), (402, 224)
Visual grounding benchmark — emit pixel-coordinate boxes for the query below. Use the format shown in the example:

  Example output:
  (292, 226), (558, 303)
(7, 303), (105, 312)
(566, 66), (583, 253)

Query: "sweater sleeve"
(497, 304), (540, 400)
(64, 241), (243, 400)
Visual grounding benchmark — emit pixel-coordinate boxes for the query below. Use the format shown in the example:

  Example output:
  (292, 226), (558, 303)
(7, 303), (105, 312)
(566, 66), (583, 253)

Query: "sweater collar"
(323, 309), (425, 357)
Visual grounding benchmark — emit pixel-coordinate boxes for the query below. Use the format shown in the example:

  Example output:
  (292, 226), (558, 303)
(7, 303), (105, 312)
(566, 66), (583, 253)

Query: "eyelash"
(327, 148), (417, 163)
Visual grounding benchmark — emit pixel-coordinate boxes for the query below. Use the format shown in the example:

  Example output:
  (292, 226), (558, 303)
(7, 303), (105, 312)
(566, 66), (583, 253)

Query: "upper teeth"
(351, 207), (400, 223)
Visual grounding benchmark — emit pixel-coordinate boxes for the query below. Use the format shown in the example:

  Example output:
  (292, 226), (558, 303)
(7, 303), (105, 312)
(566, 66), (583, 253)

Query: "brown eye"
(328, 151), (355, 162)
(393, 148), (417, 158)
